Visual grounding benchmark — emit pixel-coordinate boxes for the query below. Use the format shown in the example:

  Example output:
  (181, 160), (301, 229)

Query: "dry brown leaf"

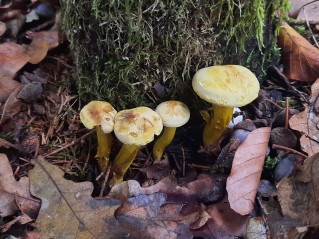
(187, 198), (248, 238)
(0, 75), (22, 102)
(277, 153), (319, 226)
(110, 174), (226, 204)
(226, 127), (271, 215)
(24, 30), (59, 64)
(278, 22), (319, 82)
(289, 0), (315, 18)
(289, 79), (319, 156)
(28, 156), (139, 239)
(115, 193), (197, 239)
(1, 213), (32, 233)
(0, 85), (24, 125)
(0, 42), (30, 77)
(0, 153), (40, 218)
(297, 1), (319, 22)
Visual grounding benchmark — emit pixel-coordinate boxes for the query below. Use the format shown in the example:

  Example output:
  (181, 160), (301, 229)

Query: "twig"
(43, 131), (93, 157)
(187, 163), (211, 170)
(99, 163), (112, 197)
(272, 144), (308, 159)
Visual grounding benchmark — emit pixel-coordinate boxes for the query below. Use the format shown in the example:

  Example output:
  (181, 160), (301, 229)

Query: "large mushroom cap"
(192, 65), (260, 107)
(114, 107), (163, 146)
(80, 101), (117, 133)
(155, 100), (190, 128)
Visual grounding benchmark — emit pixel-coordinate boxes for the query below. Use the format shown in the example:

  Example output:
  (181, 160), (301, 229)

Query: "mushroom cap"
(155, 100), (190, 127)
(192, 65), (260, 107)
(80, 101), (117, 133)
(114, 107), (163, 146)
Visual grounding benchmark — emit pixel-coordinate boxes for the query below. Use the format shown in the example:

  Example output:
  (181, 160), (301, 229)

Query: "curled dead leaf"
(278, 22), (319, 82)
(0, 42), (30, 77)
(226, 127), (271, 215)
(0, 153), (40, 218)
(0, 75), (22, 102)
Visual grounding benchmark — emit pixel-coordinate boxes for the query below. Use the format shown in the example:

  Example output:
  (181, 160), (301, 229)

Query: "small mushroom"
(80, 101), (117, 171)
(192, 65), (260, 146)
(110, 106), (163, 186)
(152, 100), (190, 160)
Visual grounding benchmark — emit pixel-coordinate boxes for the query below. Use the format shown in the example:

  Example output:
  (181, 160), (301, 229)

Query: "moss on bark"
(60, 0), (289, 110)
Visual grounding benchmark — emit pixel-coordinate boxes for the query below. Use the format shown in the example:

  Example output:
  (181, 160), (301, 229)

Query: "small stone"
(274, 154), (296, 182)
(17, 82), (43, 102)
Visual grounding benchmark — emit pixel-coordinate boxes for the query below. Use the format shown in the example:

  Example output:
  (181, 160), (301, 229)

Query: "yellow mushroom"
(109, 106), (163, 186)
(80, 101), (117, 171)
(152, 100), (190, 160)
(192, 65), (260, 146)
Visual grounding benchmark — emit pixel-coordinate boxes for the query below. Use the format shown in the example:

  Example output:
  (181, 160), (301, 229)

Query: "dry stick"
(43, 131), (93, 157)
(272, 144), (308, 159)
(285, 97), (289, 130)
(99, 163), (112, 197)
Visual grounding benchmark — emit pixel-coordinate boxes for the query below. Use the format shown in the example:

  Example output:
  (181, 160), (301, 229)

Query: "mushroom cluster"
(79, 64), (260, 186)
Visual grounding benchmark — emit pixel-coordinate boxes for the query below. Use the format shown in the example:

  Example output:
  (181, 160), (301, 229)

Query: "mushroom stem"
(153, 127), (176, 160)
(109, 144), (140, 186)
(203, 105), (233, 146)
(95, 126), (113, 171)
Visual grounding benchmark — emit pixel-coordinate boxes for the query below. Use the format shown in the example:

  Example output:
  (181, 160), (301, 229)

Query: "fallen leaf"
(0, 153), (40, 218)
(0, 75), (22, 102)
(277, 153), (319, 226)
(289, 0), (315, 18)
(24, 30), (59, 64)
(0, 85), (25, 125)
(0, 42), (30, 77)
(289, 79), (319, 156)
(110, 174), (226, 204)
(28, 156), (139, 239)
(226, 127), (271, 215)
(0, 21), (6, 36)
(190, 198), (248, 238)
(1, 213), (32, 233)
(297, 1), (319, 23)
(278, 22), (319, 82)
(115, 193), (197, 239)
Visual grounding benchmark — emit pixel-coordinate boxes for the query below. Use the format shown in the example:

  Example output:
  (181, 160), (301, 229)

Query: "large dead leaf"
(115, 193), (197, 239)
(297, 1), (319, 23)
(289, 0), (315, 18)
(28, 156), (140, 239)
(289, 79), (319, 156)
(190, 198), (248, 238)
(0, 42), (30, 77)
(278, 22), (319, 82)
(277, 153), (319, 226)
(24, 30), (59, 64)
(0, 153), (40, 218)
(226, 127), (271, 215)
(0, 75), (22, 102)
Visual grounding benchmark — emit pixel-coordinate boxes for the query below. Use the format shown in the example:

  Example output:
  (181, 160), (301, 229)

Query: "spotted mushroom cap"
(80, 101), (117, 133)
(155, 100), (190, 127)
(114, 106), (163, 146)
(192, 65), (260, 107)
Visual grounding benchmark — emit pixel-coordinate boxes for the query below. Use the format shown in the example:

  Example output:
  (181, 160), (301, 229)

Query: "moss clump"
(60, 0), (290, 109)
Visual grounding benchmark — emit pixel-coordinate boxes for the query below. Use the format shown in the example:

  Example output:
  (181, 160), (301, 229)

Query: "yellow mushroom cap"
(114, 107), (163, 146)
(155, 100), (190, 127)
(192, 65), (260, 107)
(80, 101), (117, 133)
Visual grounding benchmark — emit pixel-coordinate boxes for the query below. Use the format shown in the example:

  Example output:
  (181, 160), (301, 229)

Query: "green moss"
(60, 0), (290, 109)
